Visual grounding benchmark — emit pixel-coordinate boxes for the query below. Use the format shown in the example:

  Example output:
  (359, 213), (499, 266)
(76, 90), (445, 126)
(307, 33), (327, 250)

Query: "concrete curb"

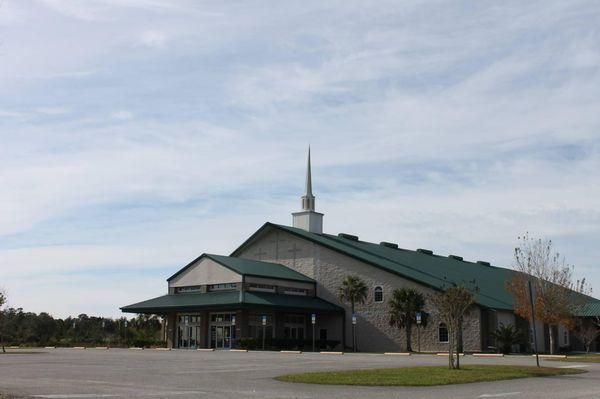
(535, 354), (567, 359)
(229, 349), (248, 353)
(44, 346), (56, 349)
(280, 350), (302, 354)
(436, 352), (465, 356)
(94, 347), (109, 350)
(8, 346), (21, 349)
(384, 352), (411, 356)
(197, 348), (215, 352)
(153, 348), (171, 351)
(73, 347), (86, 350)
(128, 347), (143, 350)
(320, 351), (343, 355)
(473, 353), (504, 357)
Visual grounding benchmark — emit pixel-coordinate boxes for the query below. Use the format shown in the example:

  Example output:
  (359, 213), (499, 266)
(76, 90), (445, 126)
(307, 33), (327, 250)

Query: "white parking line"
(32, 395), (118, 398)
(479, 393), (521, 398)
(559, 364), (589, 368)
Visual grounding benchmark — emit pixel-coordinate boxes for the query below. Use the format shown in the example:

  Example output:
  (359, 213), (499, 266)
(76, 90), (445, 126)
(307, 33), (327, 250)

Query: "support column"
(274, 310), (285, 339)
(238, 309), (249, 338)
(200, 311), (209, 349)
(166, 313), (176, 349)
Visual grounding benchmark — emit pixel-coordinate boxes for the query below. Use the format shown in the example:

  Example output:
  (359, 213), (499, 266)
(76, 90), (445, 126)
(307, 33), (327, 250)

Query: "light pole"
(101, 319), (106, 348)
(311, 313), (316, 352)
(528, 280), (540, 367)
(124, 319), (128, 347)
(261, 315), (267, 350)
(352, 314), (357, 352)
(231, 315), (236, 349)
(416, 311), (422, 353)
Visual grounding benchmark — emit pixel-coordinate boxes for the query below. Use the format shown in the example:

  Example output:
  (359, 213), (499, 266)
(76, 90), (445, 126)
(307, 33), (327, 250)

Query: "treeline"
(0, 308), (164, 348)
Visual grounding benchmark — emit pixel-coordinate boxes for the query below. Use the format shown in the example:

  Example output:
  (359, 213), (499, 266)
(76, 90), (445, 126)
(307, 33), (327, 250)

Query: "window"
(248, 283), (276, 292)
(176, 286), (201, 293)
(283, 287), (308, 296)
(210, 313), (235, 323)
(284, 314), (305, 324)
(374, 286), (383, 303)
(319, 329), (328, 340)
(438, 323), (449, 343)
(208, 283), (237, 291)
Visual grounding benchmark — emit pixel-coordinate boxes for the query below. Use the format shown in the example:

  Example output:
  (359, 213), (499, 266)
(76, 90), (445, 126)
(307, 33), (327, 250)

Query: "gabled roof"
(232, 223), (522, 310)
(120, 290), (342, 314)
(576, 300), (600, 317)
(167, 253), (314, 283)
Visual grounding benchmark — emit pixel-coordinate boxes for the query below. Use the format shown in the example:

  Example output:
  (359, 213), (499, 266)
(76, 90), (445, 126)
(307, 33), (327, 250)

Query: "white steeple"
(301, 146), (315, 211)
(293, 147), (323, 233)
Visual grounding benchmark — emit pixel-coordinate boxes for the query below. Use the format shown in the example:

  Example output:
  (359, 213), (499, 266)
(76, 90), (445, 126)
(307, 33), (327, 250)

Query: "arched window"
(374, 286), (383, 303)
(438, 323), (449, 343)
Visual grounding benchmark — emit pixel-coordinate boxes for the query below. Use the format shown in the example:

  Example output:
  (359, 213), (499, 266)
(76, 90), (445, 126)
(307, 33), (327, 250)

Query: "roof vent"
(417, 248), (433, 255)
(477, 260), (491, 266)
(338, 233), (359, 241)
(448, 255), (463, 261)
(380, 241), (398, 249)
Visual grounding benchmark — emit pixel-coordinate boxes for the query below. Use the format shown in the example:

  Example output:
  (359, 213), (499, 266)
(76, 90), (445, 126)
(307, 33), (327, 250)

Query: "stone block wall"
(237, 227), (485, 353)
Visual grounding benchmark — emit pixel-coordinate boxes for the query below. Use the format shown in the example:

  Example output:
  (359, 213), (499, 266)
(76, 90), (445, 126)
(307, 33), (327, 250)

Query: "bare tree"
(429, 285), (475, 369)
(572, 317), (600, 353)
(0, 290), (6, 353)
(506, 233), (589, 354)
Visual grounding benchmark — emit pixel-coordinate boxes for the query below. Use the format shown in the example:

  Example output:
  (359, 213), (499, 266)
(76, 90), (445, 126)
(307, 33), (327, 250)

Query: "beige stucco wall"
(169, 257), (242, 288)
(237, 227), (483, 353)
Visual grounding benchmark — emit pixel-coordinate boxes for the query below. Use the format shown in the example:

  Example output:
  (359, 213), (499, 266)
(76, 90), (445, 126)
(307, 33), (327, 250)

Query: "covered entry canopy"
(120, 290), (344, 314)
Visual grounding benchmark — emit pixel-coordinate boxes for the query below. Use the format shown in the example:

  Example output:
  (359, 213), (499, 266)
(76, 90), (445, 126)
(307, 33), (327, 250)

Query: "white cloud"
(1, 0), (599, 317)
(138, 30), (167, 48)
(36, 106), (70, 115)
(111, 110), (134, 120)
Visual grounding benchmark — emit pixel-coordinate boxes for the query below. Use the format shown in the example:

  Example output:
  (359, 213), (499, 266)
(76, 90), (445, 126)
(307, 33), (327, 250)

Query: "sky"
(1, 0), (599, 318)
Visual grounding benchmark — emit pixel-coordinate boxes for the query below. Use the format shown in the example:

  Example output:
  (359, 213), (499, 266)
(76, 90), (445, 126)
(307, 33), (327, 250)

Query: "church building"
(122, 150), (600, 353)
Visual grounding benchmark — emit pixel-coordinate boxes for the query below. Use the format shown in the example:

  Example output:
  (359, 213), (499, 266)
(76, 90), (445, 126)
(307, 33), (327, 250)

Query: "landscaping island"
(276, 365), (585, 386)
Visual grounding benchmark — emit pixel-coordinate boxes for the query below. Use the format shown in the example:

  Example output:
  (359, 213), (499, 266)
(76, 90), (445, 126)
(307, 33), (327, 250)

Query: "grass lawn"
(275, 365), (586, 386)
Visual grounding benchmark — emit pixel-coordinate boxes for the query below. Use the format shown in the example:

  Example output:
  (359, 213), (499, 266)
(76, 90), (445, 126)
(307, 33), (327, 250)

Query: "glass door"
(177, 314), (202, 349)
(211, 326), (233, 349)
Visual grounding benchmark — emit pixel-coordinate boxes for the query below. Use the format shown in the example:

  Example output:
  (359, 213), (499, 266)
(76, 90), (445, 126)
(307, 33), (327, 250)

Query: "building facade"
(122, 151), (600, 353)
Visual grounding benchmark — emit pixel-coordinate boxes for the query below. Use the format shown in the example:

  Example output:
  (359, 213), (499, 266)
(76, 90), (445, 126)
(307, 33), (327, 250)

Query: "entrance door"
(211, 326), (233, 349)
(177, 314), (202, 349)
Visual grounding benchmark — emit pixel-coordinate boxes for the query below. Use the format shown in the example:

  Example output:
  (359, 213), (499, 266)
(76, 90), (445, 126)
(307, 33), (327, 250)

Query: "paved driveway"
(0, 349), (598, 399)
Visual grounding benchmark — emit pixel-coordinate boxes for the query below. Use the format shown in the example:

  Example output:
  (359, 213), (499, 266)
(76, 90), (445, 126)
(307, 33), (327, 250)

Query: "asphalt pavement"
(0, 348), (598, 399)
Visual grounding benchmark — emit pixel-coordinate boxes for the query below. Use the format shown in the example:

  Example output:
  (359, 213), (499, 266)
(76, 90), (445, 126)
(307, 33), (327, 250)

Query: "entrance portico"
(123, 290), (344, 350)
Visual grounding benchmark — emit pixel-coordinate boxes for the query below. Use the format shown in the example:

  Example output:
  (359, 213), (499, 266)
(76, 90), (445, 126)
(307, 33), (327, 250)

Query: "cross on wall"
(288, 243), (301, 266)
(254, 248), (268, 260)
(266, 233), (282, 261)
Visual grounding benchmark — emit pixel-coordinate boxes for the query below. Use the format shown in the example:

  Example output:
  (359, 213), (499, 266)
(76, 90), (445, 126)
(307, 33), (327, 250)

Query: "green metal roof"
(167, 253), (314, 283)
(576, 301), (600, 317)
(120, 290), (342, 314)
(232, 223), (526, 310)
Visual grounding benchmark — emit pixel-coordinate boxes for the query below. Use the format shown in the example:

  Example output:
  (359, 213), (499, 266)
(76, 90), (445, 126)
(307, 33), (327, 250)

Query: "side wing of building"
(233, 224), (489, 353)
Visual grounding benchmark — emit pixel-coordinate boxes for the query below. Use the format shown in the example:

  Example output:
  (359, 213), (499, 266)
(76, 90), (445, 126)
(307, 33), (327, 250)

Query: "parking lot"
(0, 348), (599, 399)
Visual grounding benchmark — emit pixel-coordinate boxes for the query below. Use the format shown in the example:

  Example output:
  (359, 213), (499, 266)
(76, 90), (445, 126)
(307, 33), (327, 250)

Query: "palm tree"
(491, 323), (526, 354)
(388, 288), (426, 352)
(338, 275), (368, 352)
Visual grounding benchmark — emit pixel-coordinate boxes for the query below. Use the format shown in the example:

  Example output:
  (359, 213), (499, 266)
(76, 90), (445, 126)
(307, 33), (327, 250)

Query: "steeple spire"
(302, 147), (315, 211)
(293, 147), (323, 233)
